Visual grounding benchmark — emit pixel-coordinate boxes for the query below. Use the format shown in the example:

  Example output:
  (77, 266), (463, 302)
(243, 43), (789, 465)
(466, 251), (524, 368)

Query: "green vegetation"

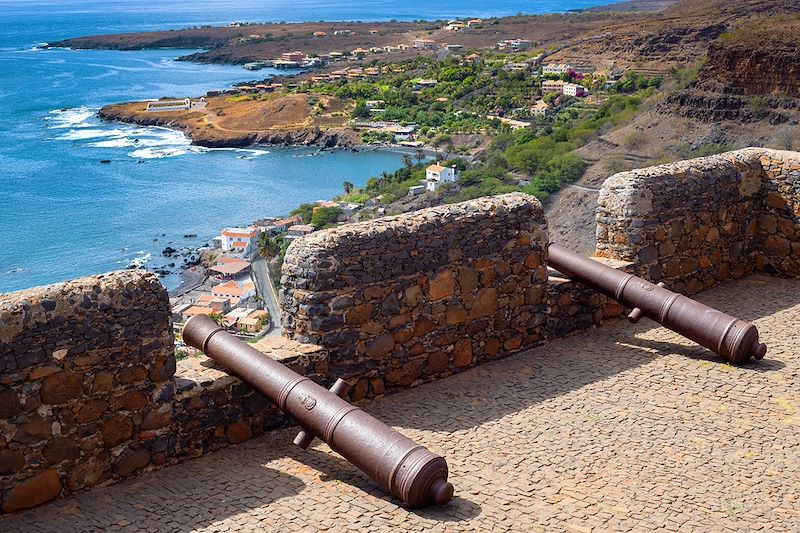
(283, 57), (658, 226)
(290, 203), (315, 223)
(361, 130), (395, 143)
(310, 206), (343, 228)
(257, 232), (284, 259)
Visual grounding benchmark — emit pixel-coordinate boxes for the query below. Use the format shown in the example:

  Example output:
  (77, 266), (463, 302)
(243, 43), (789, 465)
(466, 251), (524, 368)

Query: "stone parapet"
(596, 148), (800, 293)
(172, 336), (327, 457)
(0, 271), (174, 513)
(280, 193), (550, 398)
(0, 270), (326, 514)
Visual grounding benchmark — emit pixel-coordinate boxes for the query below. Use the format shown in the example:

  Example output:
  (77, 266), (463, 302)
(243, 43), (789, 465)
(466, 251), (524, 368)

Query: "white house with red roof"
(220, 226), (259, 258)
(425, 162), (458, 192)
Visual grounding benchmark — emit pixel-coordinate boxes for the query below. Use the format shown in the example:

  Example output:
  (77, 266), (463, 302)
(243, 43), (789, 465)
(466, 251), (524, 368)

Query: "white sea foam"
(50, 108), (193, 159)
(58, 128), (122, 141)
(47, 107), (94, 128)
(127, 253), (152, 268)
(128, 147), (188, 159)
(90, 138), (133, 148)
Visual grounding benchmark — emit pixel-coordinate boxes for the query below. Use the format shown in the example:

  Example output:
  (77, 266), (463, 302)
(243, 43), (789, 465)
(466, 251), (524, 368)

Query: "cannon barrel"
(547, 243), (767, 364)
(182, 314), (454, 508)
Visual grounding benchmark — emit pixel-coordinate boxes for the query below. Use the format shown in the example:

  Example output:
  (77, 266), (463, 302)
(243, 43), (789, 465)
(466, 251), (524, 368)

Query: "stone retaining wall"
(596, 148), (800, 293)
(280, 193), (551, 398)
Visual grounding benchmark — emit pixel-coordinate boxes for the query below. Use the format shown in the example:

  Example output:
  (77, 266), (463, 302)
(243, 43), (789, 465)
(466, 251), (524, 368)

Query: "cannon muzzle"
(182, 314), (454, 508)
(547, 243), (767, 364)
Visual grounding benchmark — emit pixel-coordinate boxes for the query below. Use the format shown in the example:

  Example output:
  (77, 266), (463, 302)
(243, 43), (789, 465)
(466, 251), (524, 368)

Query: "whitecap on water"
(46, 107), (95, 129)
(58, 128), (128, 141)
(90, 138), (134, 148)
(128, 147), (188, 159)
(127, 253), (152, 268)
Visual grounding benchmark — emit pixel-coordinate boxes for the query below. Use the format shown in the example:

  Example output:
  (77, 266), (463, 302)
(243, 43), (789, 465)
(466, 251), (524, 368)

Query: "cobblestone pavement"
(3, 275), (799, 533)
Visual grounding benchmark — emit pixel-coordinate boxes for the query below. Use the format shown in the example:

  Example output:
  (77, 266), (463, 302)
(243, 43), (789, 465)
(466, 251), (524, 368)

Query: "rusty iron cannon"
(547, 243), (767, 364)
(182, 314), (454, 508)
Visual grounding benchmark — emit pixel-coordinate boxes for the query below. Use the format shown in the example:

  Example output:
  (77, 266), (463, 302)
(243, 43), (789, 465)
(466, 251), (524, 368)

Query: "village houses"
(563, 82), (586, 97)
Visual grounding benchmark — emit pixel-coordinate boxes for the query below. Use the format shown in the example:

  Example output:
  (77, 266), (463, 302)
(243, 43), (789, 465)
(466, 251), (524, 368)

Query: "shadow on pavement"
(363, 275), (798, 432)
(0, 447), (305, 532)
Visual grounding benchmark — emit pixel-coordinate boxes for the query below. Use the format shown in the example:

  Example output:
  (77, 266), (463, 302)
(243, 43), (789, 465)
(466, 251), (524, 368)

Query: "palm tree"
(343, 181), (354, 194)
(208, 312), (226, 328)
(401, 154), (413, 168)
(415, 149), (425, 164)
(257, 232), (282, 259)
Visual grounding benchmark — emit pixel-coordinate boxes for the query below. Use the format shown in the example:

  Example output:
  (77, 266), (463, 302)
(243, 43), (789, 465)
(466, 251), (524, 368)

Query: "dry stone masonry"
(3, 149), (799, 514)
(597, 148), (800, 293)
(0, 271), (173, 513)
(280, 193), (551, 399)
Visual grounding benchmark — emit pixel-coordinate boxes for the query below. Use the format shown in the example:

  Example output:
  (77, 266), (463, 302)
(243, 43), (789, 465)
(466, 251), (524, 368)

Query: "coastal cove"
(0, 0), (628, 294)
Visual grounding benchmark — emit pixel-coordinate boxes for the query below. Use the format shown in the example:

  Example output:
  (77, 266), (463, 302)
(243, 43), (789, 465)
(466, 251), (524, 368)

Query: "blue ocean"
(0, 0), (618, 293)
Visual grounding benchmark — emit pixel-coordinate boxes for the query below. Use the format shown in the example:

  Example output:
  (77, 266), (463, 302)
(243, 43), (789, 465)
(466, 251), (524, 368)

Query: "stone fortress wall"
(596, 148), (800, 293)
(279, 194), (553, 398)
(0, 271), (325, 512)
(2, 149), (798, 513)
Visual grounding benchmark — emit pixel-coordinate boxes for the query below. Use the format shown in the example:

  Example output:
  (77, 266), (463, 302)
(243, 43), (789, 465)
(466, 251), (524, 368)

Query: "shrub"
(310, 206), (343, 228)
(601, 154), (628, 174)
(621, 131), (646, 149)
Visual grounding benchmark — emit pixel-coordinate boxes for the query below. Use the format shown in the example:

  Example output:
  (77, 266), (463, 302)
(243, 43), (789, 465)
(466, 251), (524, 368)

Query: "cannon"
(182, 314), (454, 508)
(547, 243), (767, 364)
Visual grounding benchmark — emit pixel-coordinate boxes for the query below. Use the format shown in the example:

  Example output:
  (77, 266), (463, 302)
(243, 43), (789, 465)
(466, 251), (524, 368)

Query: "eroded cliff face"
(706, 27), (800, 97)
(665, 20), (800, 123)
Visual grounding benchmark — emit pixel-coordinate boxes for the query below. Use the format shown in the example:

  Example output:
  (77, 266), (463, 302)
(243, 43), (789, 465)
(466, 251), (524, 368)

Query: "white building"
(425, 162), (458, 192)
(146, 98), (191, 112)
(542, 63), (574, 75)
(531, 100), (552, 117)
(220, 226), (259, 258)
(563, 83), (586, 97)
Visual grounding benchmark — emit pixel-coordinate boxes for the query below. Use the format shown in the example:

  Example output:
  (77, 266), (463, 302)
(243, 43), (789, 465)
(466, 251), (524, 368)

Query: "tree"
(290, 203), (315, 223)
(401, 154), (413, 168)
(414, 149), (425, 163)
(310, 206), (343, 228)
(258, 232), (283, 259)
(207, 312), (226, 328)
(343, 181), (354, 194)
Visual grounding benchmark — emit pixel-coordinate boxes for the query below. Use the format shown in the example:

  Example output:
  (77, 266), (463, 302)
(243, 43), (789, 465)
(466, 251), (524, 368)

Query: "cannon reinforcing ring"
(658, 293), (680, 324)
(323, 405), (359, 442)
(615, 274), (634, 301)
(278, 377), (311, 411)
(716, 318), (739, 359)
(388, 445), (424, 494)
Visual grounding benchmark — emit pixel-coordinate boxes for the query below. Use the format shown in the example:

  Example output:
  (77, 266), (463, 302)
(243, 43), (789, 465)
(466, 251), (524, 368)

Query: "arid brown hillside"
(548, 0), (800, 75)
(665, 16), (800, 123)
(662, 0), (800, 17)
(99, 94), (357, 148)
(706, 19), (800, 96)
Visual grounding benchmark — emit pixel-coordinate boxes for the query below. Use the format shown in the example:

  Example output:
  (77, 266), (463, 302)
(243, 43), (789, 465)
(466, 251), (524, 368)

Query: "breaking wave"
(49, 107), (192, 159)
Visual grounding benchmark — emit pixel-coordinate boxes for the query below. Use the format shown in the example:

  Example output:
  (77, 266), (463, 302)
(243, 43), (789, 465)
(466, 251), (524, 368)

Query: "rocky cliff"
(665, 18), (800, 123)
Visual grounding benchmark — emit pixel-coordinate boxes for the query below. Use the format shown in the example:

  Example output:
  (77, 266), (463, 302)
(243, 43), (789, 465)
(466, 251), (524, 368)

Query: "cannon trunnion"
(183, 315), (454, 509)
(547, 243), (767, 364)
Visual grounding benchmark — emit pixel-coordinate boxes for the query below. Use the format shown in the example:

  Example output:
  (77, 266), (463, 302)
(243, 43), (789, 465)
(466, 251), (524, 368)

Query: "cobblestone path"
(2, 275), (798, 532)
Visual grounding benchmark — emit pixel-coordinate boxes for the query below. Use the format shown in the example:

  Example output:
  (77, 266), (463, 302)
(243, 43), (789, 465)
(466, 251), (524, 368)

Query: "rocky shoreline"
(98, 105), (358, 149)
